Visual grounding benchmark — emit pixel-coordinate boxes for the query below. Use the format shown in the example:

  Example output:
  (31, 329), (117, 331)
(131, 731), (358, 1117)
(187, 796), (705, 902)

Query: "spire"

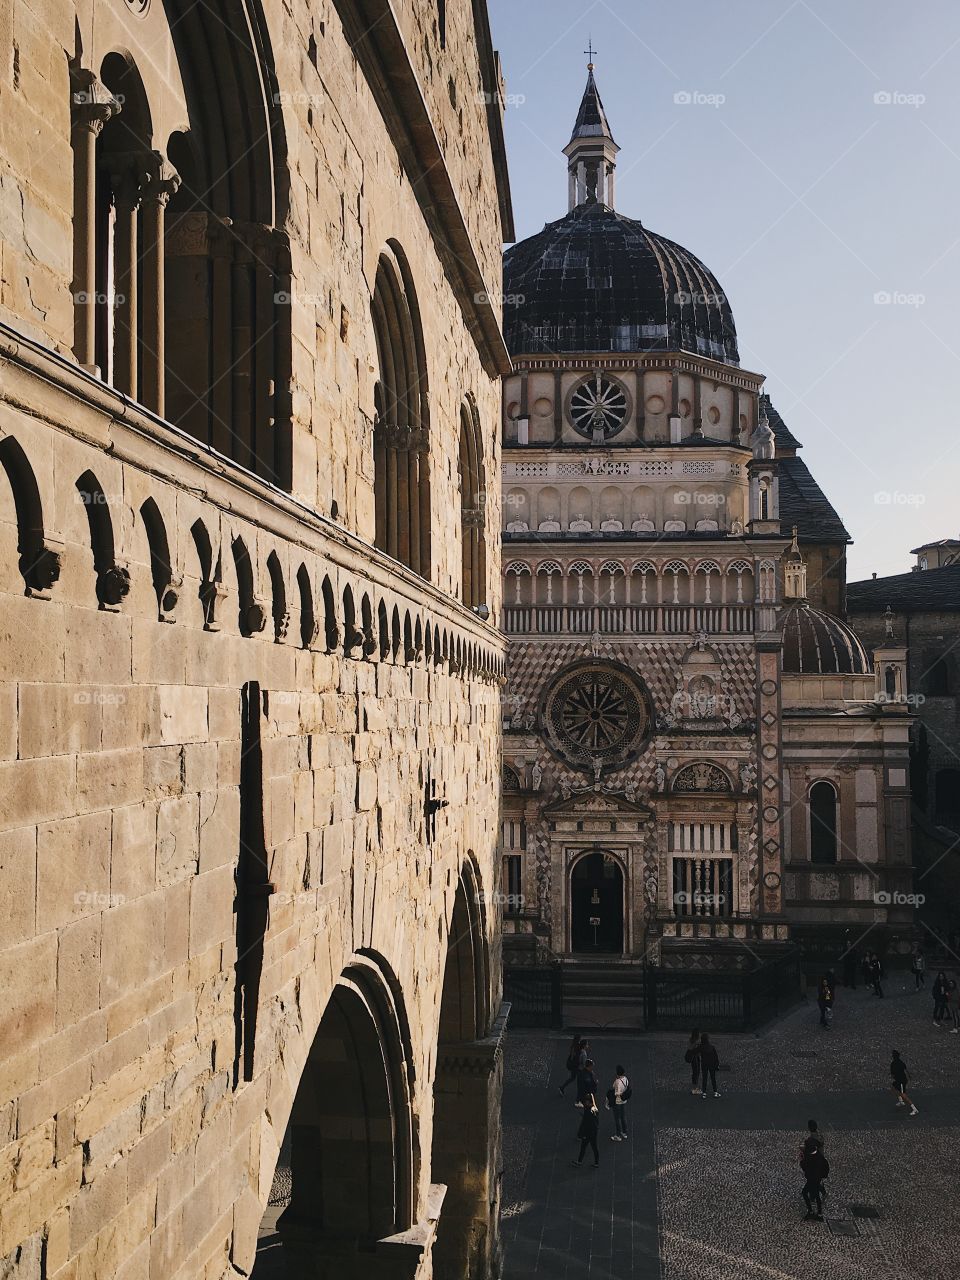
(563, 54), (620, 211)
(784, 526), (808, 600)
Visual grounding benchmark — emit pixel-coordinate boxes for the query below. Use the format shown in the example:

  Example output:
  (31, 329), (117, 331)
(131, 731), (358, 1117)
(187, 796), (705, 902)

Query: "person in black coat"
(933, 971), (949, 1025)
(699, 1034), (721, 1098)
(559, 1037), (587, 1095)
(800, 1127), (829, 1221)
(571, 1090), (600, 1168)
(576, 1058), (599, 1108)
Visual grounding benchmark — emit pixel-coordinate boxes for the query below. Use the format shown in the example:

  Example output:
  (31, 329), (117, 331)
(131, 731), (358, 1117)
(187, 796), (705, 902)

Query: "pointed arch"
(0, 437), (55, 595)
(76, 470), (128, 608)
(321, 574), (338, 651)
(296, 564), (316, 649)
(266, 550), (287, 641)
(458, 396), (486, 609)
(140, 497), (175, 618)
(232, 536), (263, 635)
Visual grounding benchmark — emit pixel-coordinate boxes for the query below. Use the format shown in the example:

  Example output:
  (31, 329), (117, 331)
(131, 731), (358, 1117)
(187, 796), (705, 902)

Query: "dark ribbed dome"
(502, 202), (739, 363)
(781, 601), (870, 675)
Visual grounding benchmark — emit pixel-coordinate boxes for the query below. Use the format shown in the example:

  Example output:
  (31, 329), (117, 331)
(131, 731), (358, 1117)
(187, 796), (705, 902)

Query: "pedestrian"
(932, 971), (949, 1025)
(817, 975), (834, 1029)
(947, 976), (960, 1033)
(571, 1089), (600, 1168)
(911, 947), (926, 990)
(861, 951), (873, 990)
(576, 1058), (599, 1109)
(699, 1034), (721, 1098)
(889, 1050), (918, 1116)
(606, 1064), (631, 1140)
(870, 952), (884, 998)
(684, 1028), (702, 1095)
(799, 1122), (830, 1222)
(559, 1036), (586, 1096)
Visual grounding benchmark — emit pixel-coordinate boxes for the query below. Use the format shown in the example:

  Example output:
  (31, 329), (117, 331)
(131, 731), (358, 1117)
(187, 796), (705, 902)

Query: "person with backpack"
(799, 1121), (829, 1221)
(932, 971), (949, 1025)
(606, 1065), (631, 1140)
(559, 1036), (587, 1096)
(571, 1088), (600, 1168)
(684, 1028), (702, 1095)
(699, 1034), (721, 1098)
(911, 947), (926, 990)
(890, 1049), (918, 1116)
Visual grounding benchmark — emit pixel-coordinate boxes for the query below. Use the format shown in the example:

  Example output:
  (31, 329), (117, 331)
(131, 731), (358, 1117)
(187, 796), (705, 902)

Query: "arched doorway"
(570, 852), (624, 953)
(252, 961), (415, 1276)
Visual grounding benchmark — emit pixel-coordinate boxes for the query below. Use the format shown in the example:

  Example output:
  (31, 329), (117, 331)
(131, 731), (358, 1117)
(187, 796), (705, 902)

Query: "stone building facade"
(0, 2), (512, 1278)
(498, 66), (914, 973)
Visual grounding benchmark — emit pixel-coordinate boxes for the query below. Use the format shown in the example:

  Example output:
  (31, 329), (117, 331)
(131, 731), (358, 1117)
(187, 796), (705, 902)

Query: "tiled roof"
(848, 563), (960, 612)
(570, 69), (615, 142)
(778, 455), (851, 544)
(781, 600), (870, 674)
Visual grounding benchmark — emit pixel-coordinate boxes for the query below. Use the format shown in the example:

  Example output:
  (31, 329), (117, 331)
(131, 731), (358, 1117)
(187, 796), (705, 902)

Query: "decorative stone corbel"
(97, 560), (132, 611)
(158, 575), (182, 623)
(242, 598), (268, 636)
(201, 578), (228, 631)
(23, 538), (65, 599)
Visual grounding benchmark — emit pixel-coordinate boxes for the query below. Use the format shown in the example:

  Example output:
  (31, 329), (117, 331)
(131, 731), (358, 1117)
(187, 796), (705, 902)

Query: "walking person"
(890, 1050), (919, 1116)
(559, 1036), (586, 1096)
(571, 1089), (600, 1168)
(947, 976), (960, 1033)
(607, 1064), (631, 1141)
(684, 1028), (702, 1095)
(911, 947), (926, 990)
(576, 1058), (599, 1109)
(799, 1123), (829, 1222)
(817, 974), (834, 1029)
(932, 971), (949, 1026)
(699, 1034), (721, 1098)
(870, 952), (884, 998)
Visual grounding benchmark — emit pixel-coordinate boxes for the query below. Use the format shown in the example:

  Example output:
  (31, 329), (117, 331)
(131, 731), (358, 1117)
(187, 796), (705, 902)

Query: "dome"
(502, 202), (739, 363)
(781, 601), (870, 675)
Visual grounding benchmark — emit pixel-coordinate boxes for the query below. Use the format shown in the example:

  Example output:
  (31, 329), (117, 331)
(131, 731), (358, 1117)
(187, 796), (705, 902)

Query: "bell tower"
(563, 48), (620, 210)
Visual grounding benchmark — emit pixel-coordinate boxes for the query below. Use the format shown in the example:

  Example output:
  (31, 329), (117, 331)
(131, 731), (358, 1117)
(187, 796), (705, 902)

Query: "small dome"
(502, 203), (739, 363)
(781, 601), (870, 675)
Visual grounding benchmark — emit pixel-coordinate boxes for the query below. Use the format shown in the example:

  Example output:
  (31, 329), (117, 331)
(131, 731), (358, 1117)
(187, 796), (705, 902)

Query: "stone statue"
(531, 763), (543, 791)
(739, 761), (756, 792)
(749, 412), (776, 460)
(654, 762), (666, 792)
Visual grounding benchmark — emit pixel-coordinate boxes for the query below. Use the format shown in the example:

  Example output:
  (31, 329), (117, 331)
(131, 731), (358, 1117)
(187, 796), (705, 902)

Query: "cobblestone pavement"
(502, 979), (960, 1280)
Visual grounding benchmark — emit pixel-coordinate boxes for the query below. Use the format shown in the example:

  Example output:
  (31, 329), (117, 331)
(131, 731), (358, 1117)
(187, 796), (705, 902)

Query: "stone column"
(109, 159), (142, 398)
(140, 152), (180, 416)
(431, 1005), (508, 1280)
(69, 69), (120, 372)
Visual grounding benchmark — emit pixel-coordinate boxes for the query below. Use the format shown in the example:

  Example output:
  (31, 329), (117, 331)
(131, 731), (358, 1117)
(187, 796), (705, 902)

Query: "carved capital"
(139, 150), (181, 208)
(97, 561), (131, 610)
(243, 599), (268, 636)
(23, 538), (65, 599)
(158, 575), (182, 623)
(70, 68), (121, 137)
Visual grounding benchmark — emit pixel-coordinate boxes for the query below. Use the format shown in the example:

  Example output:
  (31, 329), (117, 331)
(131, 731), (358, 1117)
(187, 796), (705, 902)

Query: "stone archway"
(430, 862), (505, 1280)
(570, 850), (625, 954)
(253, 961), (417, 1278)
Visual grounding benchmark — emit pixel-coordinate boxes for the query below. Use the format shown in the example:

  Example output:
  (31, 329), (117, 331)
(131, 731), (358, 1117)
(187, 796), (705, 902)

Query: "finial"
(790, 525), (800, 554)
(584, 37), (597, 69)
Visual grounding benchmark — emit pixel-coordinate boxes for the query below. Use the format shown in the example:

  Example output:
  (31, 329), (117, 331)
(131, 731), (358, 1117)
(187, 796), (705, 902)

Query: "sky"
(486, 0), (960, 582)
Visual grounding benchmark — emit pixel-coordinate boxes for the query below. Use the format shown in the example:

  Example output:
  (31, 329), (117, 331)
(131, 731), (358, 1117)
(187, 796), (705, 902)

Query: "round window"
(542, 662), (650, 776)
(568, 373), (629, 440)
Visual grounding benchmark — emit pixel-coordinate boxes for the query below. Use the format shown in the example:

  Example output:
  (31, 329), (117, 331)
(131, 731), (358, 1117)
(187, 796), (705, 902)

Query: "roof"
(910, 539), (960, 553)
(502, 202), (739, 362)
(760, 394), (802, 451)
(848, 563), (960, 612)
(778, 455), (850, 544)
(569, 68), (616, 143)
(781, 601), (870, 675)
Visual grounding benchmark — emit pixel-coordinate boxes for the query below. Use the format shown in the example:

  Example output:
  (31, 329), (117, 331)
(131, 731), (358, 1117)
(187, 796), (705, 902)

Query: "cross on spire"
(584, 37), (597, 68)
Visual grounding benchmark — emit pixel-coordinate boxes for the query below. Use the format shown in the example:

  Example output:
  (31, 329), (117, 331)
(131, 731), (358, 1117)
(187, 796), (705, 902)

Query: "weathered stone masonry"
(0, 0), (513, 1277)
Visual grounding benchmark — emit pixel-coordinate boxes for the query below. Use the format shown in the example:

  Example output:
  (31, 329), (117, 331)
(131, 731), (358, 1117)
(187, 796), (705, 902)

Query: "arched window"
(505, 562), (531, 606)
(599, 561), (625, 604)
(925, 654), (953, 697)
(568, 560), (594, 606)
(663, 560), (689, 605)
(631, 561), (655, 605)
(458, 400), (486, 609)
(69, 8), (291, 485)
(809, 781), (838, 864)
(726, 559), (753, 605)
(371, 244), (430, 577)
(536, 561), (562, 605)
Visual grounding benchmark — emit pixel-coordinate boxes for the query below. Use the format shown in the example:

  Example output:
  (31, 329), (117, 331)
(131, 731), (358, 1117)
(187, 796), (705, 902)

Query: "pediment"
(542, 788), (653, 820)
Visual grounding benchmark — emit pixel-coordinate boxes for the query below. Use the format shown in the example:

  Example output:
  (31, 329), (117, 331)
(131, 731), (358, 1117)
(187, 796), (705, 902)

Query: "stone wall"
(0, 0), (511, 1276)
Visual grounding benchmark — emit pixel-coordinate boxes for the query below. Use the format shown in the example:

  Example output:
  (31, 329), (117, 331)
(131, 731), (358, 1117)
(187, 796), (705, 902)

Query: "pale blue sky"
(487, 0), (960, 582)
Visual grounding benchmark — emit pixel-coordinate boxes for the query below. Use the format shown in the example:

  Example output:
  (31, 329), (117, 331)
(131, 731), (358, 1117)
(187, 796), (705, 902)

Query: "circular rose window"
(568, 373), (629, 440)
(542, 662), (650, 776)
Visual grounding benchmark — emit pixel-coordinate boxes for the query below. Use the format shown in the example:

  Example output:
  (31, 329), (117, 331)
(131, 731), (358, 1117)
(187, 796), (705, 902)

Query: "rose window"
(568, 374), (629, 440)
(542, 662), (650, 775)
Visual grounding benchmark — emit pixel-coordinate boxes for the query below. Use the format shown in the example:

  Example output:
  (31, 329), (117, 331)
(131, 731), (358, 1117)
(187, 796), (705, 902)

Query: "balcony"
(502, 602), (756, 636)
